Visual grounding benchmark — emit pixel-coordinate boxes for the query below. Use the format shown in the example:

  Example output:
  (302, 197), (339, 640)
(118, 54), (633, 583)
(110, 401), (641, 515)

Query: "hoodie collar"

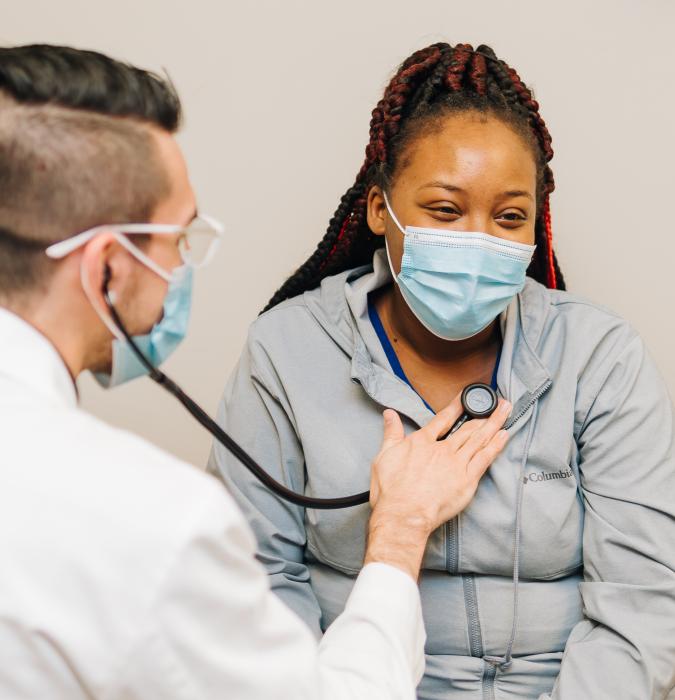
(304, 248), (552, 429)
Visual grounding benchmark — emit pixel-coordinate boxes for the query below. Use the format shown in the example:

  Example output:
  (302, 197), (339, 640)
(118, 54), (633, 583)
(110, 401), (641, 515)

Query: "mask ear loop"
(80, 232), (174, 345)
(114, 233), (173, 283)
(381, 191), (407, 280)
(81, 260), (125, 343)
(382, 191), (407, 236)
(101, 267), (164, 383)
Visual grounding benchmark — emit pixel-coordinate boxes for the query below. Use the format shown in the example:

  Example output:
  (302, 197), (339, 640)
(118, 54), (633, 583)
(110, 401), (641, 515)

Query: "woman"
(209, 43), (675, 699)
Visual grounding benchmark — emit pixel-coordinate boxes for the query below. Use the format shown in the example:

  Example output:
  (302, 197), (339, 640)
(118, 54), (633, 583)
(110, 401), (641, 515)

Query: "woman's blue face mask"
(383, 192), (536, 341)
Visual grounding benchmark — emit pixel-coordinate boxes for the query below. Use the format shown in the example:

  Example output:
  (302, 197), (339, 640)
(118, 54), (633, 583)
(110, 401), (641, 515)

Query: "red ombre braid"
(543, 196), (557, 289)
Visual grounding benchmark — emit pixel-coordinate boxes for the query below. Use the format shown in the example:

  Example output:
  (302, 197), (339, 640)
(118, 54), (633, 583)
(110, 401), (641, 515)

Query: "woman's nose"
(463, 212), (493, 234)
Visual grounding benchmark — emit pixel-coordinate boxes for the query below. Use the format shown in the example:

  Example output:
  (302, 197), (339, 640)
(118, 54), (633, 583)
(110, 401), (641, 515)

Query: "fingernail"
(501, 400), (512, 413)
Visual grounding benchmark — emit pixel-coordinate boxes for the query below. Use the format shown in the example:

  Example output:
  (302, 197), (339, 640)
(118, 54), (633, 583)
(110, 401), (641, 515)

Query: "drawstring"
(483, 403), (539, 671)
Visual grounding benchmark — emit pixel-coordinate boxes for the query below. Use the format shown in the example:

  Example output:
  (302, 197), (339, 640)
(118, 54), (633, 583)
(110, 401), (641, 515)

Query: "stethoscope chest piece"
(461, 383), (498, 418)
(442, 383), (499, 438)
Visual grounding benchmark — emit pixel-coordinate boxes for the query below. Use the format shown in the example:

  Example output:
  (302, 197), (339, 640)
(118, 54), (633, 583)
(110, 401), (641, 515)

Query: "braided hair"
(263, 42), (565, 312)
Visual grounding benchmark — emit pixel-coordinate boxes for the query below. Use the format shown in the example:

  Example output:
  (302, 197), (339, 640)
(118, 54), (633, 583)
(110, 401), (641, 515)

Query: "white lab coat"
(0, 308), (425, 699)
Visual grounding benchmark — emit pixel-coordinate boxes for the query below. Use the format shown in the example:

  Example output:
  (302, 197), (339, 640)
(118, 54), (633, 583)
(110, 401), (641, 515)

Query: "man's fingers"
(422, 393), (464, 439)
(467, 429), (509, 481)
(444, 416), (487, 451)
(456, 399), (511, 459)
(380, 409), (405, 451)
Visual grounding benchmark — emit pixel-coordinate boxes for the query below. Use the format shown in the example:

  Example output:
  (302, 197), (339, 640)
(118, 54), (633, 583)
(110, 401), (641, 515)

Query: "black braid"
(409, 47), (453, 111)
(263, 184), (362, 311)
(262, 45), (447, 312)
(551, 251), (566, 289)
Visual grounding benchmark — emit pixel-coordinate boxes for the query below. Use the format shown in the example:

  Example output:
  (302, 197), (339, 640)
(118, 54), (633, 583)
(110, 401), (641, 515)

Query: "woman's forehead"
(395, 113), (538, 193)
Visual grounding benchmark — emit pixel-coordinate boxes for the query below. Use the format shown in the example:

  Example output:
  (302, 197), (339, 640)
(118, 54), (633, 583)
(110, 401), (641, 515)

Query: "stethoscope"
(103, 282), (499, 510)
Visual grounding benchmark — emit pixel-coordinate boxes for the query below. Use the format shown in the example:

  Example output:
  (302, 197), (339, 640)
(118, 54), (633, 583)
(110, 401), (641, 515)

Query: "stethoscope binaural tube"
(103, 282), (498, 510)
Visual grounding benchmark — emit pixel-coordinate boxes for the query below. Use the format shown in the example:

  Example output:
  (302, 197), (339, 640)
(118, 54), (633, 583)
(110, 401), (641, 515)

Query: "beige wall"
(3, 0), (674, 466)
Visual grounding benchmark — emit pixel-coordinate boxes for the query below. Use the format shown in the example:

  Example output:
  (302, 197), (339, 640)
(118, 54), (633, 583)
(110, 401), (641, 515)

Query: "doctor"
(0, 44), (511, 699)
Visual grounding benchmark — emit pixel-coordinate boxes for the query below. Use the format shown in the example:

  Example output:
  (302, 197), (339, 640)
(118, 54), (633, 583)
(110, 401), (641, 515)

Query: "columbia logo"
(525, 469), (574, 484)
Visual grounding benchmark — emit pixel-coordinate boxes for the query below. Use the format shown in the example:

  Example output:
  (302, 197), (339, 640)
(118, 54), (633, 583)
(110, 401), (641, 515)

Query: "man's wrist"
(364, 511), (431, 581)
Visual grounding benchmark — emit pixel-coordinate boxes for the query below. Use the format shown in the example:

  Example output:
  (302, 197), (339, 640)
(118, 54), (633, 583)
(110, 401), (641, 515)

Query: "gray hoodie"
(208, 249), (675, 699)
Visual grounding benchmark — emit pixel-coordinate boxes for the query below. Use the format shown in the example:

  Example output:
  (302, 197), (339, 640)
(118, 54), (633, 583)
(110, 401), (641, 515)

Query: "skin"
(366, 397), (510, 577)
(7, 119), (511, 583)
(367, 111), (538, 413)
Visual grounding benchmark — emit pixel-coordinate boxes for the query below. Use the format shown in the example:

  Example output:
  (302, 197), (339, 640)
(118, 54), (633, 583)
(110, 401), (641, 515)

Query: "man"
(0, 44), (510, 699)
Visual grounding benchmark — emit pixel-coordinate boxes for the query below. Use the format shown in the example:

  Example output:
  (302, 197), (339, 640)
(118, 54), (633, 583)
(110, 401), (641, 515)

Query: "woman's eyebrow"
(418, 181), (465, 193)
(501, 190), (534, 200)
(418, 182), (534, 201)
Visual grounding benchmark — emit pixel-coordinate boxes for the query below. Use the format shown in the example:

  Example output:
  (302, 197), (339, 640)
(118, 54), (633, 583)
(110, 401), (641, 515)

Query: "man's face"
(90, 128), (198, 374)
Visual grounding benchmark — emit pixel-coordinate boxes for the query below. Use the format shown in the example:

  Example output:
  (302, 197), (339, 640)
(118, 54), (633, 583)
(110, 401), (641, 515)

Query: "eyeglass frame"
(45, 213), (224, 282)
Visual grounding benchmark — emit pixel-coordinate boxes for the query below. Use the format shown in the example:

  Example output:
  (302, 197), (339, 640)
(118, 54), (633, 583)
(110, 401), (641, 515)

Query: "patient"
(209, 42), (675, 699)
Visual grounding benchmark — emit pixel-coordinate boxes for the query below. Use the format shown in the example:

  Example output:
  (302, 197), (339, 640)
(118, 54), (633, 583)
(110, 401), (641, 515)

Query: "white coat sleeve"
(110, 483), (426, 700)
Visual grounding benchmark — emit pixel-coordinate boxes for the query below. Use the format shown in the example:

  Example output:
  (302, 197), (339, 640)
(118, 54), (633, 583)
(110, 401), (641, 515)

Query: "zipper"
(446, 378), (552, 574)
(447, 378), (552, 700)
(463, 574), (484, 657)
(446, 517), (459, 573)
(503, 379), (552, 430)
(482, 663), (497, 700)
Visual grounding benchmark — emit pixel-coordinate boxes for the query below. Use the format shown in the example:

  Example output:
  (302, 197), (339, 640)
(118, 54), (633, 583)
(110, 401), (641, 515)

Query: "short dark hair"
(0, 44), (183, 299)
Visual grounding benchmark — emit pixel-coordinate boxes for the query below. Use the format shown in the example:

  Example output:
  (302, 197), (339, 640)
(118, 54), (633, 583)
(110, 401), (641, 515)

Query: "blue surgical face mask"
(383, 192), (535, 341)
(84, 237), (194, 388)
(95, 266), (193, 388)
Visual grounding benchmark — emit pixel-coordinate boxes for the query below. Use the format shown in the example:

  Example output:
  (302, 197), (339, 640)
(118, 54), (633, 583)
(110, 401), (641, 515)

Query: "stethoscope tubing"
(103, 283), (497, 510)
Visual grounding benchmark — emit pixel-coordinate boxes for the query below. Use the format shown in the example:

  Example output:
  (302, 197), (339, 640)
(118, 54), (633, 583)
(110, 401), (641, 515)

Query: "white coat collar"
(0, 307), (78, 408)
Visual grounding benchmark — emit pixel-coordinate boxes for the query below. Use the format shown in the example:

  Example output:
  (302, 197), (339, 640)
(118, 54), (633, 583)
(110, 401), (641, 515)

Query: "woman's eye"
(430, 206), (460, 216)
(497, 211), (527, 223)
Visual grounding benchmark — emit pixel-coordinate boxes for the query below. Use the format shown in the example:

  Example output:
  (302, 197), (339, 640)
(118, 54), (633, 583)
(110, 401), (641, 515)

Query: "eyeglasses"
(45, 214), (225, 271)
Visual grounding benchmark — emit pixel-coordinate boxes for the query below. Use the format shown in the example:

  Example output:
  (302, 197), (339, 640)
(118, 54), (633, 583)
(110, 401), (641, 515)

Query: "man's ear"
(79, 232), (123, 310)
(366, 185), (387, 237)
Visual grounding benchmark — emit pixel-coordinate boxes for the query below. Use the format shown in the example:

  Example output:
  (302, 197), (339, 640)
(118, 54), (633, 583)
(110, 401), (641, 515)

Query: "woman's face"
(367, 112), (538, 276)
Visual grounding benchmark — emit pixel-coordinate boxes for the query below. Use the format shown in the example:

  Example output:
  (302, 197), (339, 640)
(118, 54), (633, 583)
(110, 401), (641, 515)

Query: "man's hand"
(364, 394), (511, 580)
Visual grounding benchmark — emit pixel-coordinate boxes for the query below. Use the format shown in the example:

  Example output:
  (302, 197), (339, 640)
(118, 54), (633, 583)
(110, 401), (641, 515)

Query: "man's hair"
(0, 44), (183, 299)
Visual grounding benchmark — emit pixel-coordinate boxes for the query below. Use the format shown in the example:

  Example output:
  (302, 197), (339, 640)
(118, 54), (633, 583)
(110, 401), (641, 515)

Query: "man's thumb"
(381, 409), (404, 449)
